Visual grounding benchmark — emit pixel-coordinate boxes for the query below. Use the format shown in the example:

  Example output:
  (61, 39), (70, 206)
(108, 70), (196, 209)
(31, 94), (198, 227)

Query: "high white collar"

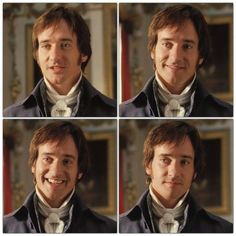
(149, 185), (189, 217)
(35, 185), (75, 210)
(44, 73), (82, 106)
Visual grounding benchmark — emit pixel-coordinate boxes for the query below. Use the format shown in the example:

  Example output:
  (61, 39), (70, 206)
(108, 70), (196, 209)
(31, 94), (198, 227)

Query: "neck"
(150, 186), (185, 209)
(35, 186), (75, 208)
(156, 73), (195, 95)
(45, 74), (82, 95)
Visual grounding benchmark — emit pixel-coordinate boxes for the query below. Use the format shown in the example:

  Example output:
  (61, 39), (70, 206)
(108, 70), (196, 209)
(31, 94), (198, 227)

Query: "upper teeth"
(48, 179), (64, 184)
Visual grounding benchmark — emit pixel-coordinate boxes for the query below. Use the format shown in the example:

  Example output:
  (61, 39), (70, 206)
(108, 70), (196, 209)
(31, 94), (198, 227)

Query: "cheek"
(35, 164), (48, 177)
(38, 51), (48, 64)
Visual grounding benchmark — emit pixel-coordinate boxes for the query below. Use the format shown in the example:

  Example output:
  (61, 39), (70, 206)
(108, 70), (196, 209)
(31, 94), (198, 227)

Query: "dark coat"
(4, 77), (117, 117)
(119, 77), (233, 117)
(119, 190), (233, 233)
(4, 191), (117, 233)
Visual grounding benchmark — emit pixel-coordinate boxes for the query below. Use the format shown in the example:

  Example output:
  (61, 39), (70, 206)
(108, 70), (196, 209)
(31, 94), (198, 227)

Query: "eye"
(160, 158), (171, 166)
(183, 43), (193, 50)
(63, 158), (73, 166)
(162, 42), (172, 49)
(61, 42), (72, 49)
(43, 156), (53, 163)
(180, 159), (190, 166)
(41, 43), (51, 50)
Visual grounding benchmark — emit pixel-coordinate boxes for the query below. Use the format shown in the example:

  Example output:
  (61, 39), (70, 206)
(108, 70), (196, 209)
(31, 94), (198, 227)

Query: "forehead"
(37, 19), (76, 41)
(157, 20), (199, 42)
(38, 135), (77, 151)
(154, 137), (195, 156)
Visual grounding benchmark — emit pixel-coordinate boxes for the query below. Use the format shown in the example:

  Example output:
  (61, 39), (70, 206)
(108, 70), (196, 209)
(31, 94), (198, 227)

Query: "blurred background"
(3, 119), (117, 220)
(119, 119), (233, 223)
(120, 3), (233, 104)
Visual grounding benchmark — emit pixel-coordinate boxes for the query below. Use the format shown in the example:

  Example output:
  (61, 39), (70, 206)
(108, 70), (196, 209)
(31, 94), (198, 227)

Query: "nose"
(169, 45), (183, 63)
(168, 162), (180, 178)
(50, 160), (64, 177)
(49, 45), (62, 62)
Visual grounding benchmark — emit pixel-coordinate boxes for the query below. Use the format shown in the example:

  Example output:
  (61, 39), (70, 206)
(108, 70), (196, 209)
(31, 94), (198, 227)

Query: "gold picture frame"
(199, 16), (233, 102)
(80, 131), (116, 215)
(191, 129), (231, 215)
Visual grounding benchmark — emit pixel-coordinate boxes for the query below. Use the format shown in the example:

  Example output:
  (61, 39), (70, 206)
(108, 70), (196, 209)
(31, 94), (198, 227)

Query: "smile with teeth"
(46, 178), (66, 184)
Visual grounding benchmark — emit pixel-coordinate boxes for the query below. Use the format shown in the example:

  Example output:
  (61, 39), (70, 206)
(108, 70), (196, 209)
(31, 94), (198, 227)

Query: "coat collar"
(20, 76), (115, 116)
(128, 76), (212, 117)
(125, 189), (205, 232)
(10, 189), (108, 232)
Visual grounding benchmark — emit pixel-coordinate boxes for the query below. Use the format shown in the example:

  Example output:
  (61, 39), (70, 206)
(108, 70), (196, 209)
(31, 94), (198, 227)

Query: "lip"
(164, 181), (182, 187)
(49, 66), (65, 73)
(166, 64), (185, 71)
(45, 178), (66, 185)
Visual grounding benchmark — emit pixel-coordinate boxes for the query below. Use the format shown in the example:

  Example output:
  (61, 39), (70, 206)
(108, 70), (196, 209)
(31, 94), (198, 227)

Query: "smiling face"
(31, 135), (82, 207)
(151, 20), (203, 94)
(146, 136), (195, 208)
(37, 19), (88, 95)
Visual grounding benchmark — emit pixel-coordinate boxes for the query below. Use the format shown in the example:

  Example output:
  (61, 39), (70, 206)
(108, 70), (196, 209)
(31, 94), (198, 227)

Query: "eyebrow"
(41, 152), (76, 159)
(160, 38), (196, 45)
(39, 38), (73, 44)
(159, 153), (193, 160)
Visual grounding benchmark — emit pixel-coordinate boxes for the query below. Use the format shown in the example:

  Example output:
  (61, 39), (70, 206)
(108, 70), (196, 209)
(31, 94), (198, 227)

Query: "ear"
(193, 172), (197, 180)
(31, 163), (36, 174)
(198, 58), (204, 66)
(150, 48), (155, 60)
(145, 161), (152, 176)
(77, 173), (83, 180)
(81, 55), (88, 63)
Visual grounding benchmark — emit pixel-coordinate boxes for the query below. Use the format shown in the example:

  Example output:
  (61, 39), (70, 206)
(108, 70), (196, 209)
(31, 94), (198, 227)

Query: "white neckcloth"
(36, 186), (75, 233)
(149, 185), (189, 233)
(44, 73), (82, 116)
(155, 72), (196, 117)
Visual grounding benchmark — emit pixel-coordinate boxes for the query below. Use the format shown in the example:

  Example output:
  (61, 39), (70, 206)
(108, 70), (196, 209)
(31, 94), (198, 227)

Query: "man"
(4, 6), (116, 117)
(120, 121), (233, 233)
(120, 4), (233, 117)
(4, 121), (116, 233)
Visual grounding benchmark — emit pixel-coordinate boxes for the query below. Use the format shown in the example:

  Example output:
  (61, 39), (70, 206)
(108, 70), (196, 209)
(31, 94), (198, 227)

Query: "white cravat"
(44, 73), (82, 117)
(155, 72), (196, 117)
(149, 186), (189, 233)
(36, 186), (75, 233)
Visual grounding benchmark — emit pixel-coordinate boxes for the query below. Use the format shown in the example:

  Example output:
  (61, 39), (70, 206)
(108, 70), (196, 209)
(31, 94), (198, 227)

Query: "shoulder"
(119, 77), (156, 117)
(3, 80), (44, 117)
(119, 191), (151, 233)
(81, 208), (117, 233)
(199, 93), (233, 117)
(186, 196), (233, 233)
(72, 193), (116, 233)
(194, 80), (233, 117)
(81, 78), (117, 117)
(196, 208), (233, 233)
(3, 97), (37, 117)
(3, 206), (30, 233)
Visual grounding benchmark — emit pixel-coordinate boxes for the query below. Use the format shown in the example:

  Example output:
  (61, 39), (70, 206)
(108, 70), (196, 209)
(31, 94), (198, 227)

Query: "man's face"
(151, 20), (203, 94)
(37, 19), (88, 95)
(146, 137), (195, 208)
(32, 135), (82, 207)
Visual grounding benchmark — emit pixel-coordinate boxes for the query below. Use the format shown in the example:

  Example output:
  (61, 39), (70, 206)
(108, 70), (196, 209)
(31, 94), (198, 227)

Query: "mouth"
(166, 64), (185, 71)
(164, 181), (182, 187)
(46, 178), (66, 185)
(49, 66), (65, 73)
